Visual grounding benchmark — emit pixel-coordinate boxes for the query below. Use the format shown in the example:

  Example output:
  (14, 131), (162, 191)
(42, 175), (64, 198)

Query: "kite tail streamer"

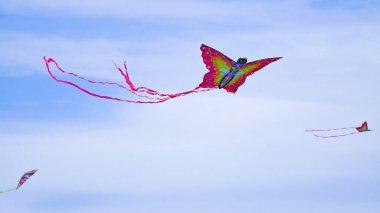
(312, 132), (358, 138)
(305, 127), (357, 132)
(306, 124), (365, 138)
(44, 57), (213, 104)
(114, 61), (213, 98)
(0, 188), (17, 194)
(44, 57), (169, 102)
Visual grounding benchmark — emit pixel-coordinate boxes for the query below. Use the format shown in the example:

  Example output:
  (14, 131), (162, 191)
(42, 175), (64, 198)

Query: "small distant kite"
(306, 121), (372, 138)
(44, 44), (281, 103)
(0, 169), (37, 194)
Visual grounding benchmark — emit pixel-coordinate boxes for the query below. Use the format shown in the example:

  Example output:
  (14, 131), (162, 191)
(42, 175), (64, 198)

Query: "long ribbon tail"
(305, 127), (357, 132)
(114, 61), (213, 98)
(44, 57), (167, 102)
(0, 188), (17, 194)
(44, 57), (213, 104)
(313, 132), (358, 138)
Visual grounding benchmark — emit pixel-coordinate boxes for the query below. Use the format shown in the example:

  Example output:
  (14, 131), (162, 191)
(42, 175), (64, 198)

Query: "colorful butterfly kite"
(0, 169), (37, 194)
(306, 121), (372, 138)
(44, 44), (281, 103)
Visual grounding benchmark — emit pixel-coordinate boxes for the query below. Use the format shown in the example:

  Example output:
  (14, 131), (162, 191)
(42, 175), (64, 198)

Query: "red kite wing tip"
(267, 57), (282, 62)
(200, 44), (208, 48)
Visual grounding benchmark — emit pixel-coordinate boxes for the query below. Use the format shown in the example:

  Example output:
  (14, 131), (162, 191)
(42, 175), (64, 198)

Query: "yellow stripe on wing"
(212, 55), (232, 84)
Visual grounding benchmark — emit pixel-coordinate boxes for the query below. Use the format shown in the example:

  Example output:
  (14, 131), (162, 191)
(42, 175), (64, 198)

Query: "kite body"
(17, 169), (37, 189)
(356, 121), (369, 132)
(218, 59), (246, 89)
(0, 169), (37, 194)
(44, 44), (281, 103)
(306, 121), (371, 138)
(199, 44), (281, 93)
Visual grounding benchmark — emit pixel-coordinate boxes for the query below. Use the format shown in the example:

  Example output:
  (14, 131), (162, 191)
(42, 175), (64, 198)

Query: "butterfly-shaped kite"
(199, 44), (281, 93)
(44, 44), (281, 103)
(0, 169), (37, 194)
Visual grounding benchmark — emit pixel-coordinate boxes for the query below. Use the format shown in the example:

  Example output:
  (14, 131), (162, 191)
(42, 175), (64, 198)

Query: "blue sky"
(1, 0), (380, 212)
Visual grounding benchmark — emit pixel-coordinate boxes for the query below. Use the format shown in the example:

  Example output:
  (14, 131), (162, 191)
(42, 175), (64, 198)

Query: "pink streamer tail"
(44, 57), (213, 104)
(306, 125), (361, 138)
(312, 132), (358, 138)
(305, 127), (357, 132)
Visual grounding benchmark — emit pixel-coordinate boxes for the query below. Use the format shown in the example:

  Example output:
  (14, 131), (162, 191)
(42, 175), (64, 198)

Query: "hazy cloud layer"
(1, 0), (379, 212)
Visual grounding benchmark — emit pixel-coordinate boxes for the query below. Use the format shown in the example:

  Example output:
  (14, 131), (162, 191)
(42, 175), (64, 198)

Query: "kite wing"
(199, 44), (234, 89)
(223, 57), (282, 93)
(356, 121), (369, 132)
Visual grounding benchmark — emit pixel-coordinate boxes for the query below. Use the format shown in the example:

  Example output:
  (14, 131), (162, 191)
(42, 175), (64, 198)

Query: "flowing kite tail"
(44, 57), (214, 104)
(312, 132), (358, 138)
(44, 57), (167, 101)
(0, 188), (17, 194)
(46, 57), (129, 89)
(305, 127), (357, 132)
(306, 125), (360, 138)
(44, 57), (171, 103)
(113, 61), (213, 98)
